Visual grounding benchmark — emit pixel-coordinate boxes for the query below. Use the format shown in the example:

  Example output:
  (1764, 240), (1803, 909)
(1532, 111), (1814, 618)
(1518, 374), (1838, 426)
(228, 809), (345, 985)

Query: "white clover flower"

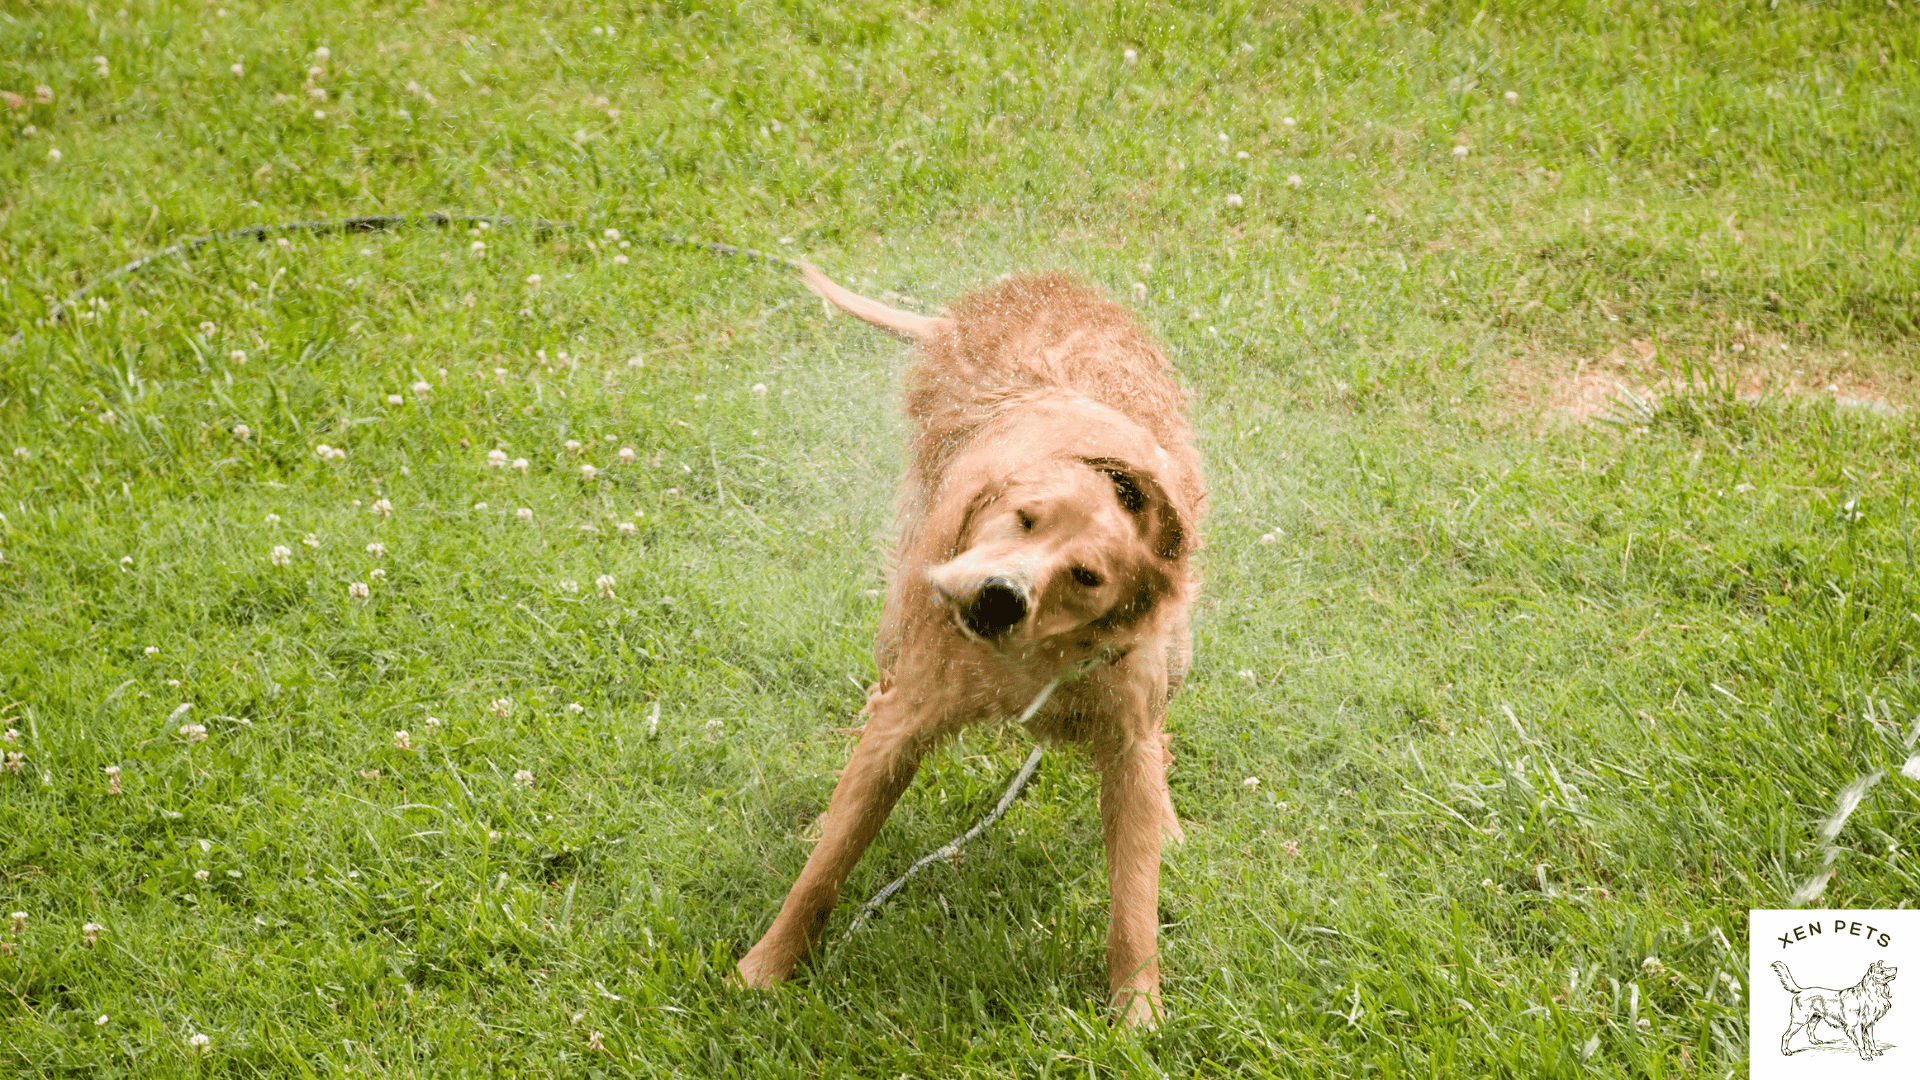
(199, 321), (217, 337)
(559, 579), (579, 593)
(82, 922), (104, 945)
(11, 448), (27, 460)
(424, 715), (442, 727)
(96, 1014), (110, 1026)
(1286, 174), (1303, 187)
(9, 912), (24, 933)
(1242, 776), (1260, 790)
(513, 769), (534, 788)
(1504, 90), (1519, 105)
(386, 394), (404, 406)
(595, 574), (616, 598)
(472, 502), (488, 511)
(612, 254), (628, 265)
(369, 568), (386, 581)
(227, 347), (249, 364)
(1260, 532), (1277, 544)
(179, 723), (208, 743)
(411, 381), (431, 397)
(602, 228), (622, 241)
(564, 439), (583, 456)
(618, 446), (636, 464)
(580, 464), (598, 481)
(1, 729), (15, 742)
(1130, 282), (1148, 304)
(1641, 956), (1666, 977)
(1281, 116), (1296, 127)
(490, 699), (512, 718)
(2, 752), (21, 774)
(309, 86), (327, 101)
(188, 1031), (211, 1053)
(471, 240), (486, 255)
(1225, 193), (1244, 209)
(370, 498), (393, 518)
(1123, 48), (1138, 65)
(512, 458), (529, 474)
(265, 515), (281, 530)
(366, 541), (386, 558)
(567, 702), (585, 714)
(144, 646), (160, 656)
(1236, 150), (1250, 160)
(46, 147), (63, 163)
(314, 46), (331, 61)
(233, 424), (252, 440)
(303, 533), (321, 548)
(104, 765), (121, 794)
(230, 62), (245, 77)
(1365, 213), (1378, 224)
(348, 581), (370, 599)
(1452, 145), (1470, 160)
(315, 443), (333, 459)
(487, 448), (507, 467)
(516, 507), (533, 523)
(393, 730), (412, 751)
(617, 521), (636, 536)
(270, 545), (292, 567)
(526, 274), (542, 289)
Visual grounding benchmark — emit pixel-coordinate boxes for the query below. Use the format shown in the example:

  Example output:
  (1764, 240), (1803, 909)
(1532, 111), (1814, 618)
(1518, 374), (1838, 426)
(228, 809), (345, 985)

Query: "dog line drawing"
(1773, 959), (1899, 1060)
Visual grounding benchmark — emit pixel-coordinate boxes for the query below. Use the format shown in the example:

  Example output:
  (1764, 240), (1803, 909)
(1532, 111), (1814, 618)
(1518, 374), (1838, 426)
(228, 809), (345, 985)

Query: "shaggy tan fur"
(736, 263), (1205, 1026)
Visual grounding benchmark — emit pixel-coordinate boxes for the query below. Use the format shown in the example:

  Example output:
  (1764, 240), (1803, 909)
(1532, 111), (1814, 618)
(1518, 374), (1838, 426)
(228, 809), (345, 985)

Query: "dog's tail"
(795, 259), (954, 341)
(1772, 961), (1803, 994)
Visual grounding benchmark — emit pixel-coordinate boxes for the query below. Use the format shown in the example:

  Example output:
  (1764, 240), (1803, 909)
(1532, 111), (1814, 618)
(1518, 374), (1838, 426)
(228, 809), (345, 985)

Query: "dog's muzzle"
(960, 577), (1029, 638)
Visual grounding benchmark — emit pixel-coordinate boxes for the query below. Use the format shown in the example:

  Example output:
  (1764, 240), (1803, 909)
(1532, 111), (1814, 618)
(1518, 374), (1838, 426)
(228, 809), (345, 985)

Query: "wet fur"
(736, 266), (1205, 1026)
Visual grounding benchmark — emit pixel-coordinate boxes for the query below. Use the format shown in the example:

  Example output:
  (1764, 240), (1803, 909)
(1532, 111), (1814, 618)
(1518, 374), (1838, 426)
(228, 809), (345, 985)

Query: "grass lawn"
(4, 0), (1919, 1075)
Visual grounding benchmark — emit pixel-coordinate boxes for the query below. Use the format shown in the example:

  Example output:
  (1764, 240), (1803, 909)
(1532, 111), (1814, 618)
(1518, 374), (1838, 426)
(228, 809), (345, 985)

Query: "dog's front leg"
(737, 696), (927, 987)
(1096, 723), (1172, 1027)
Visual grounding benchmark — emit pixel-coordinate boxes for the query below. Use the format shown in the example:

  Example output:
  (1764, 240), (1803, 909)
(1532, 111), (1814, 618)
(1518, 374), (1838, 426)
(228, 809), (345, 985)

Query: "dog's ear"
(1081, 456), (1191, 561)
(947, 477), (1010, 554)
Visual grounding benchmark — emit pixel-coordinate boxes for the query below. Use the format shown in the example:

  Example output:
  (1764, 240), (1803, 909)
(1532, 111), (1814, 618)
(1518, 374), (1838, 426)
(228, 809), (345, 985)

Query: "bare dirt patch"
(1502, 336), (1916, 427)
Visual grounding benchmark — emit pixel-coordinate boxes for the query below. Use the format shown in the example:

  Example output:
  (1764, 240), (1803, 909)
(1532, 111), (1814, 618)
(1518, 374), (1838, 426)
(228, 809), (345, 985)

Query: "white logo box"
(1751, 909), (1915, 1077)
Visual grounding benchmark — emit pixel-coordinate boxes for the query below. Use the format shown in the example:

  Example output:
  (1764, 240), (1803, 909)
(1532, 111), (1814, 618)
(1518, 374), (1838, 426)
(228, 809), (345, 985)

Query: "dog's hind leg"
(736, 691), (931, 987)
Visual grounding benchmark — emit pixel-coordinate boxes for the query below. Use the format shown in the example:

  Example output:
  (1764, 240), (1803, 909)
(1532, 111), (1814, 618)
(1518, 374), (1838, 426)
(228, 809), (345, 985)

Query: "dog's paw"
(1111, 986), (1165, 1030)
(732, 947), (793, 989)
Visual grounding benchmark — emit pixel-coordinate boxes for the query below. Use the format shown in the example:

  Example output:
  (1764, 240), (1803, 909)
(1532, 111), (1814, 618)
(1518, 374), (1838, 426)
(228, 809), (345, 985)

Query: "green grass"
(3, 0), (1919, 1075)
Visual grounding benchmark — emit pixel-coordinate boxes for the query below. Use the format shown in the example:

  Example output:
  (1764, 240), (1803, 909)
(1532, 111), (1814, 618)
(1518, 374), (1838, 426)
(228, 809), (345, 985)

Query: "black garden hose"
(2, 212), (795, 350)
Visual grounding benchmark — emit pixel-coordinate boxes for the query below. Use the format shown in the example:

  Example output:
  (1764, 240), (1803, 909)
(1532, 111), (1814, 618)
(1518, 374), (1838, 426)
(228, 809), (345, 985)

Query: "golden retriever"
(735, 261), (1205, 1026)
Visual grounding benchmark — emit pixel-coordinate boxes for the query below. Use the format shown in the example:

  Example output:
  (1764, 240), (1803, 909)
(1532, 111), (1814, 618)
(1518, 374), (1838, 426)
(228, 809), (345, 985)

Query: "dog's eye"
(1016, 511), (1035, 532)
(1070, 567), (1102, 588)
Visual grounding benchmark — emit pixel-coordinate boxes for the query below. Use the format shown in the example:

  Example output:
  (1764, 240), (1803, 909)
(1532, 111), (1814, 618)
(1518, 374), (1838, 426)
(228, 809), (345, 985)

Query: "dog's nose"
(962, 577), (1028, 638)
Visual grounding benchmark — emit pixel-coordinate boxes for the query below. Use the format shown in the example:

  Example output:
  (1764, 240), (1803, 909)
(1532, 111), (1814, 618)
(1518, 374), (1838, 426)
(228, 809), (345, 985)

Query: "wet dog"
(735, 263), (1205, 1026)
(1773, 959), (1898, 1059)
